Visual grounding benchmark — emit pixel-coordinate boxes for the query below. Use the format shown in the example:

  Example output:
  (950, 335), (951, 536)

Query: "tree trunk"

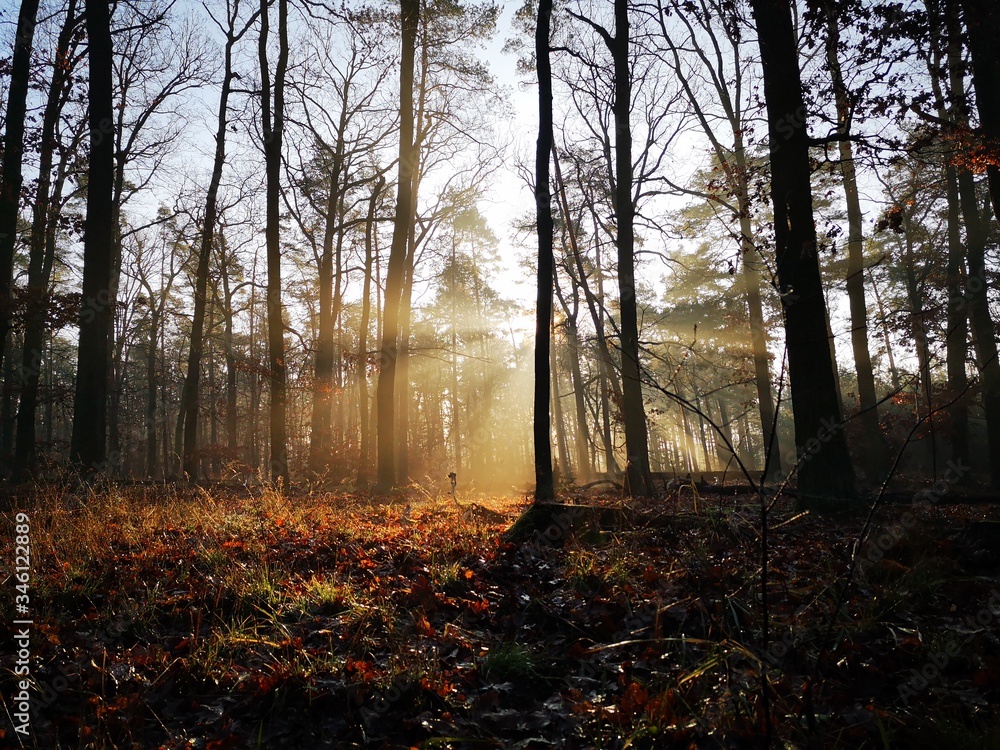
(309, 168), (341, 475)
(259, 0), (290, 485)
(956, 168), (1000, 487)
(71, 0), (116, 474)
(751, 0), (856, 506)
(735, 195), (784, 480)
(145, 307), (159, 477)
(1, 333), (17, 464)
(952, 0), (1000, 487)
(180, 5), (240, 478)
(396, 240), (416, 483)
(0, 0), (41, 371)
(960, 0), (1000, 223)
(533, 0), (555, 501)
(555, 270), (593, 481)
(933, 5), (971, 472)
(551, 315), (572, 481)
(13, 0), (78, 479)
(822, 5), (889, 481)
(612, 0), (654, 497)
(356, 176), (383, 485)
(901, 229), (934, 423)
(219, 232), (239, 457)
(375, 0), (418, 492)
(552, 148), (623, 475)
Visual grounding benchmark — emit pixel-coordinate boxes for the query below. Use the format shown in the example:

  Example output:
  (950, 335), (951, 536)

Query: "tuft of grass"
(482, 642), (535, 679)
(290, 575), (352, 615)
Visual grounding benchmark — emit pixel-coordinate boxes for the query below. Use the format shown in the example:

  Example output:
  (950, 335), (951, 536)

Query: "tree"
(567, 0), (655, 496)
(179, 0), (257, 479)
(390, 0), (504, 485)
(356, 175), (386, 485)
(817, 0), (891, 481)
(750, 0), (857, 505)
(652, 0), (786, 480)
(375, 0), (419, 492)
(259, 0), (290, 485)
(13, 0), (81, 479)
(534, 0), (555, 501)
(107, 3), (209, 460)
(133, 215), (183, 478)
(610, 0), (654, 496)
(955, 0), (1000, 488)
(285, 17), (393, 477)
(70, 0), (116, 473)
(0, 0), (41, 372)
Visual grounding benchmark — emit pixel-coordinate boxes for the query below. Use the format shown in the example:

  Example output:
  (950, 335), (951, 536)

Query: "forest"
(1, 0), (1000, 747)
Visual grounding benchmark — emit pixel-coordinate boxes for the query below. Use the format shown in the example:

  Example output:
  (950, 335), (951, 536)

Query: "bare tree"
(0, 0), (41, 373)
(954, 0), (1000, 488)
(534, 0), (555, 501)
(375, 0), (419, 492)
(750, 0), (856, 505)
(179, 0), (258, 479)
(71, 0), (116, 474)
(258, 0), (290, 485)
(567, 0), (655, 496)
(14, 0), (82, 479)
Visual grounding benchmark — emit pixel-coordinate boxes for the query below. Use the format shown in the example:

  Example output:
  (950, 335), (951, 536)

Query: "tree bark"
(14, 0), (78, 479)
(375, 0), (418, 492)
(751, 0), (857, 506)
(71, 0), (116, 474)
(179, 7), (245, 478)
(533, 0), (556, 501)
(309, 167), (342, 475)
(951, 0), (1000, 487)
(259, 0), (289, 485)
(611, 0), (655, 497)
(822, 5), (890, 481)
(0, 0), (41, 372)
(356, 177), (383, 485)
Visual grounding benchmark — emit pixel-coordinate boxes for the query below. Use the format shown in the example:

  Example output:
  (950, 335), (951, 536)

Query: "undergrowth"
(1, 484), (998, 748)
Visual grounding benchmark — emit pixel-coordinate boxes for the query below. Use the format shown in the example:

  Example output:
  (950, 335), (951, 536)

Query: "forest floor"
(1, 482), (1000, 749)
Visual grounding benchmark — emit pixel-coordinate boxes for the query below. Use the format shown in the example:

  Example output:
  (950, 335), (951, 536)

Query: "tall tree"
(957, 0), (1000, 488)
(259, 0), (290, 484)
(819, 1), (890, 481)
(180, 0), (256, 479)
(750, 0), (857, 505)
(534, 0), (555, 501)
(922, 0), (970, 472)
(653, 0), (786, 480)
(566, 0), (655, 496)
(0, 0), (42, 372)
(375, 0), (419, 492)
(71, 0), (116, 473)
(14, 0), (81, 479)
(610, 0), (654, 496)
(357, 175), (385, 485)
(106, 3), (208, 461)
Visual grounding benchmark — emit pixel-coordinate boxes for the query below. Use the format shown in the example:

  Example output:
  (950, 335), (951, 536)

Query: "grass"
(482, 642), (535, 679)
